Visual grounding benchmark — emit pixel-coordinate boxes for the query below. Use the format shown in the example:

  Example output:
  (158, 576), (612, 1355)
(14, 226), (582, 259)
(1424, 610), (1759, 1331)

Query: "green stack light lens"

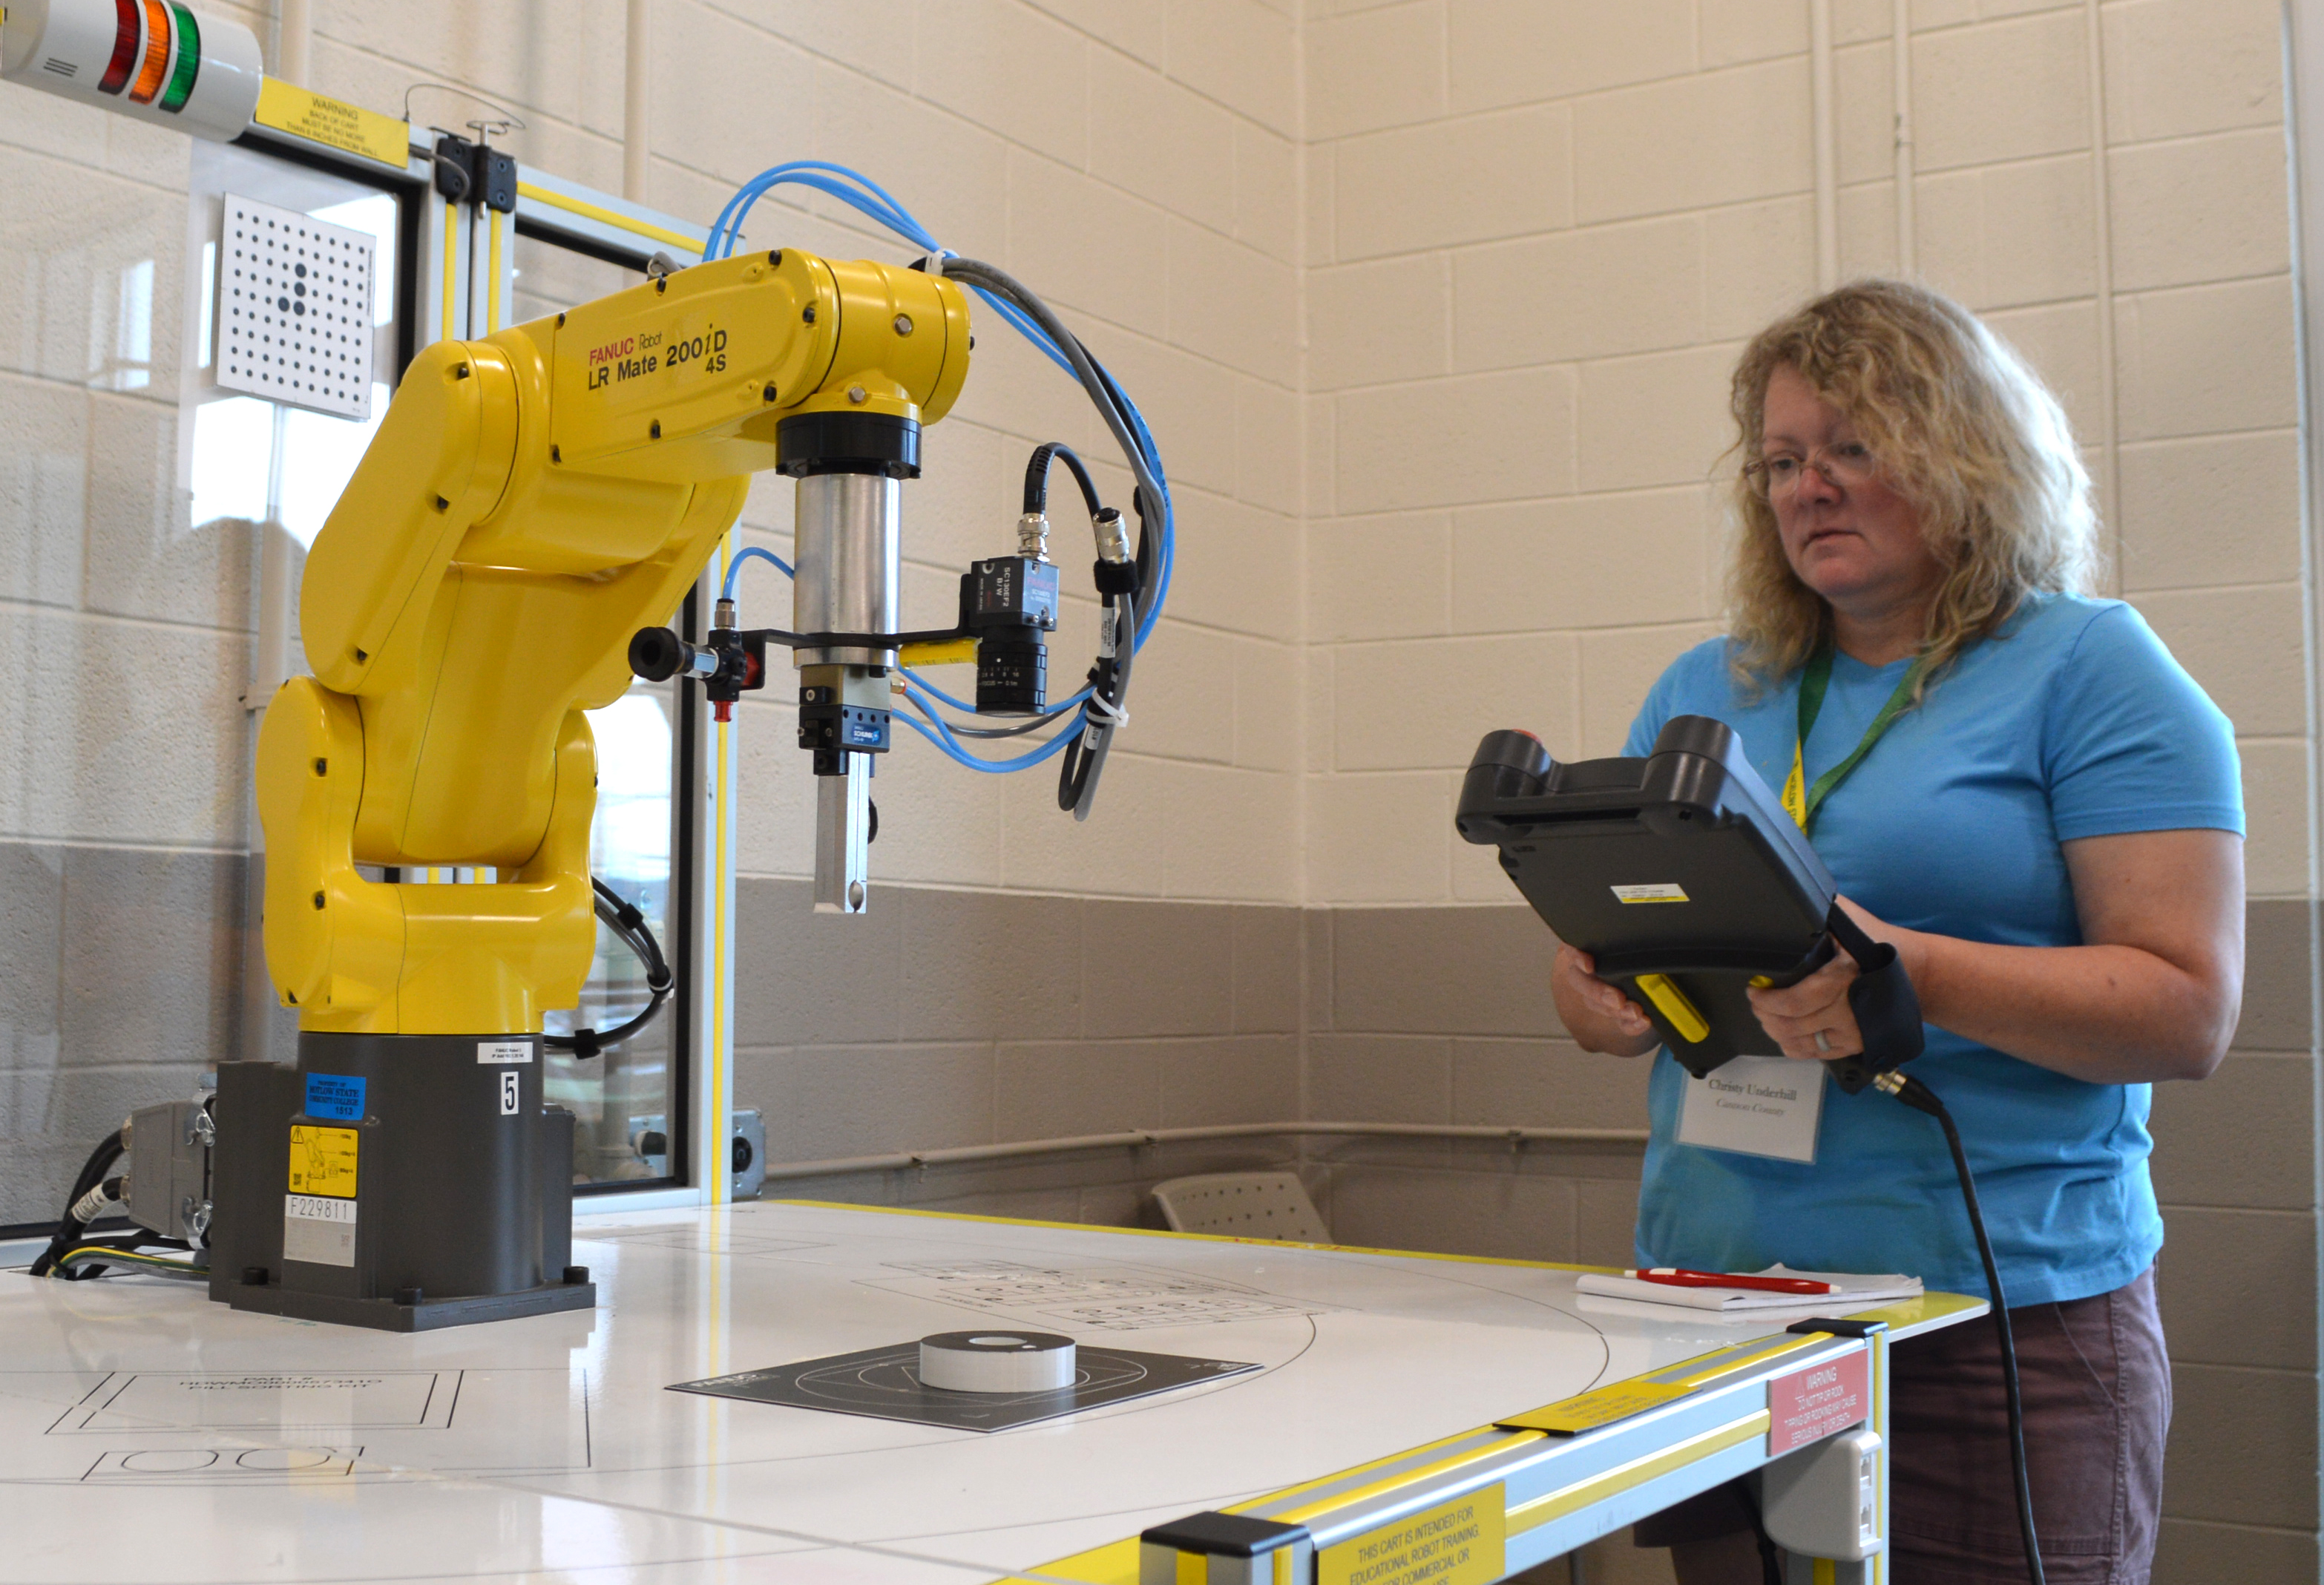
(159, 4), (200, 113)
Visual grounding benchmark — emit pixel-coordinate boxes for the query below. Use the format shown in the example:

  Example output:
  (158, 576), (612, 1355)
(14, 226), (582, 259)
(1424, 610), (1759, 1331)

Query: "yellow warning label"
(1499, 1381), (1693, 1435)
(287, 1125), (359, 1198)
(1319, 1483), (1503, 1585)
(253, 79), (409, 170)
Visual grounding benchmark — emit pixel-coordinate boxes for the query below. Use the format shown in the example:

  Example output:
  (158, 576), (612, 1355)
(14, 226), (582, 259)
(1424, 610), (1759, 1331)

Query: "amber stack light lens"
(127, 0), (171, 103)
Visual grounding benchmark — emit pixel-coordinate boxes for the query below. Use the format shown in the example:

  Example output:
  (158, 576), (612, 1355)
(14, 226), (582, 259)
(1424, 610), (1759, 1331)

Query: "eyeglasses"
(1742, 442), (1879, 499)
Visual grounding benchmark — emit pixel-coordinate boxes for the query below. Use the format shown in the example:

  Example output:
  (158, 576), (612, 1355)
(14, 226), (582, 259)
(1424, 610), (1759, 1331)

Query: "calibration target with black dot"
(669, 1342), (1259, 1433)
(214, 193), (376, 421)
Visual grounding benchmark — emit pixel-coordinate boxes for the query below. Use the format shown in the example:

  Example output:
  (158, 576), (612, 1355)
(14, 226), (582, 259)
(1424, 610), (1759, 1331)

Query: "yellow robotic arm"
(257, 248), (969, 1037)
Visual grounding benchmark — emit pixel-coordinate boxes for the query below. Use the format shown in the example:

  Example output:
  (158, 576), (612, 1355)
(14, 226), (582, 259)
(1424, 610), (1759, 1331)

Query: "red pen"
(1626, 1268), (1835, 1295)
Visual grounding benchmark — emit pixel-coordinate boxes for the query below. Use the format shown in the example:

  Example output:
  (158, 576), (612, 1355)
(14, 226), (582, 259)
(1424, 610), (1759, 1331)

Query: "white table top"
(0, 1200), (1978, 1583)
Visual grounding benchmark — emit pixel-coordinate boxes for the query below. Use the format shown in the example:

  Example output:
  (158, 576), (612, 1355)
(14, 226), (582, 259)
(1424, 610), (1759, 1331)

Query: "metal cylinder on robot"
(792, 472), (901, 669)
(0, 0), (264, 142)
(792, 470), (899, 915)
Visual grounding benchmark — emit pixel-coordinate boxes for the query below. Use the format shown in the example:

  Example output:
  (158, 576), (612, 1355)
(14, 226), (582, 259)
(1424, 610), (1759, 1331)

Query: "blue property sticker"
(303, 1073), (367, 1122)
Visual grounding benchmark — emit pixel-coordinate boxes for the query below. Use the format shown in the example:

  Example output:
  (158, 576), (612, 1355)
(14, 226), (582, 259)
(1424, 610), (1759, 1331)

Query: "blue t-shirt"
(1622, 594), (2242, 1307)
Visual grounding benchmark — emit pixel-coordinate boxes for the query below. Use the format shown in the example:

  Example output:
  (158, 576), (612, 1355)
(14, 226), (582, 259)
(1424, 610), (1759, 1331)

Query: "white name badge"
(1677, 1054), (1826, 1164)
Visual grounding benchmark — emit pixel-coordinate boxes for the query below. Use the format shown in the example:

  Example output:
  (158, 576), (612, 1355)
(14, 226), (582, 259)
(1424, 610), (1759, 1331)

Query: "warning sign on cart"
(1319, 1483), (1504, 1585)
(1767, 1348), (1869, 1454)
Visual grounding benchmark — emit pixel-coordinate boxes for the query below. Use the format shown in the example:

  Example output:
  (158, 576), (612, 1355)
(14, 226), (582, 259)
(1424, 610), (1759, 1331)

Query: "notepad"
(1574, 1264), (1923, 1313)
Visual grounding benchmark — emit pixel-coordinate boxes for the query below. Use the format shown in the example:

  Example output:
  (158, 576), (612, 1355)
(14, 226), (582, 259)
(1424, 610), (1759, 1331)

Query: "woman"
(1552, 280), (2243, 1585)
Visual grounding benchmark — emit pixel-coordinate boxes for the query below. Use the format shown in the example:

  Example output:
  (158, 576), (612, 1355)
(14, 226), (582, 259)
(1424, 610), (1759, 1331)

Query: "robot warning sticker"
(287, 1125), (359, 1198)
(1319, 1483), (1505, 1585)
(1612, 882), (1690, 904)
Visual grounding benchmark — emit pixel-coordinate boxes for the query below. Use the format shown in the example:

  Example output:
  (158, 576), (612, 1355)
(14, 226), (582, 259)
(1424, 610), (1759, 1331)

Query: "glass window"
(507, 229), (688, 1189)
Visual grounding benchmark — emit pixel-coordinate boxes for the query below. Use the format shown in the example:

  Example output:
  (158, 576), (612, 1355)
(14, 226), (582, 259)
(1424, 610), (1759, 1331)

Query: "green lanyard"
(1779, 645), (1926, 832)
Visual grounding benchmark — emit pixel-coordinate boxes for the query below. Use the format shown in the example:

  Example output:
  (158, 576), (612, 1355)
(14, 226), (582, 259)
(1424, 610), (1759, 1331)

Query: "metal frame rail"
(1002, 1292), (1986, 1585)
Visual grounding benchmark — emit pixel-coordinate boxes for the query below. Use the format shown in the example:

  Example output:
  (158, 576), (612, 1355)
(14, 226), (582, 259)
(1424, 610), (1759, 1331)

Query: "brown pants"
(1635, 1269), (2170, 1584)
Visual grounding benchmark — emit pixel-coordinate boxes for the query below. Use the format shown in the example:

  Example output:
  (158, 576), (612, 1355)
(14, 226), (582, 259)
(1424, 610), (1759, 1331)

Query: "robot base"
(208, 1032), (597, 1333)
(223, 1274), (595, 1333)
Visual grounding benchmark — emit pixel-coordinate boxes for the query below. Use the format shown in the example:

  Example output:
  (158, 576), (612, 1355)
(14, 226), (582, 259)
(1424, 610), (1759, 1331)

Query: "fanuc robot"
(35, 232), (1166, 1328)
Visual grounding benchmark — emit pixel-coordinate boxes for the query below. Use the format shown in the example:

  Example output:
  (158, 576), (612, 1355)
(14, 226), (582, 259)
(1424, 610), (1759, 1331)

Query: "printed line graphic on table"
(82, 1445), (365, 1482)
(49, 1371), (457, 1434)
(861, 1259), (1330, 1330)
(31, 1369), (588, 1484)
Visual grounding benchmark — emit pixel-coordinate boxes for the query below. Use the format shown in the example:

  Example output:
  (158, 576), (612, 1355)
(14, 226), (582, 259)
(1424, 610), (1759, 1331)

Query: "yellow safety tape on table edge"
(990, 1416), (1770, 1584)
(1505, 1410), (1769, 1535)
(515, 181), (703, 255)
(1243, 1425), (1541, 1527)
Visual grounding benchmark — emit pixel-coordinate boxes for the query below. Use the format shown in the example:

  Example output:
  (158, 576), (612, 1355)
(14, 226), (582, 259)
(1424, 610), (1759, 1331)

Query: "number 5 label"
(499, 1070), (520, 1116)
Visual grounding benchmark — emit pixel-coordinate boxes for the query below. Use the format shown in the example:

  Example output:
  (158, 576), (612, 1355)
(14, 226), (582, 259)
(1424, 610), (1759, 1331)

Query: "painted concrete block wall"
(591, 0), (1310, 910)
(1302, 1), (2318, 1576)
(732, 879), (1300, 1169)
(1304, 0), (2303, 905)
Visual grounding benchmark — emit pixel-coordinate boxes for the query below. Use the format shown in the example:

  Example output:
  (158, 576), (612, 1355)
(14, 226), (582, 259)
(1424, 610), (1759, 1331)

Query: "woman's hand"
(1745, 899), (1877, 1062)
(1552, 944), (1659, 1057)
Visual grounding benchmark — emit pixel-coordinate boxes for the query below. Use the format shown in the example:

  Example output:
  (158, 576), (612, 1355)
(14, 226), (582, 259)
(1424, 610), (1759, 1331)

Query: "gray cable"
(1071, 588), (1133, 821)
(945, 260), (1163, 823)
(942, 260), (1165, 524)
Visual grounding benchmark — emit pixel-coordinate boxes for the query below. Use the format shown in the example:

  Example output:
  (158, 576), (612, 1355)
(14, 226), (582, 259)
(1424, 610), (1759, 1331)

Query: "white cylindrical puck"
(918, 1331), (1077, 1394)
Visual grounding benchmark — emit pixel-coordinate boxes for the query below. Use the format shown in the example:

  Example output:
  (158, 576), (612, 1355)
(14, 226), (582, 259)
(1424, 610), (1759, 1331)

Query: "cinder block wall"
(1299, 0), (2318, 1575)
(670, 3), (1314, 1164)
(0, 21), (260, 1219)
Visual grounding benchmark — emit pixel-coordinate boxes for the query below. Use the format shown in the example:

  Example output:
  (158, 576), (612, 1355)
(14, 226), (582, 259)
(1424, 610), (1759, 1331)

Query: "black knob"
(637, 1130), (668, 1156)
(562, 1264), (590, 1285)
(394, 1285), (424, 1305)
(629, 627), (683, 682)
(731, 1135), (755, 1173)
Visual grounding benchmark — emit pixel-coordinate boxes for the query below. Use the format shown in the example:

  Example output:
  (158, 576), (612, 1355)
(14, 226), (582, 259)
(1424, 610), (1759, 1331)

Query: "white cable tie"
(1086, 694), (1129, 730)
(917, 250), (952, 277)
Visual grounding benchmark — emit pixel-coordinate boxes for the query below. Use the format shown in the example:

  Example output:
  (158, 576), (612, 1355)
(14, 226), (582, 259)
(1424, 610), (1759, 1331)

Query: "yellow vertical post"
(485, 208), (504, 334)
(1869, 1327), (1891, 1585)
(440, 200), (456, 341)
(709, 532), (735, 1212)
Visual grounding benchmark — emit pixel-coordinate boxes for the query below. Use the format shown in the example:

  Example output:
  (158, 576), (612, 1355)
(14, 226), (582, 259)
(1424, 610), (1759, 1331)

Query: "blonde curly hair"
(1725, 279), (2101, 694)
